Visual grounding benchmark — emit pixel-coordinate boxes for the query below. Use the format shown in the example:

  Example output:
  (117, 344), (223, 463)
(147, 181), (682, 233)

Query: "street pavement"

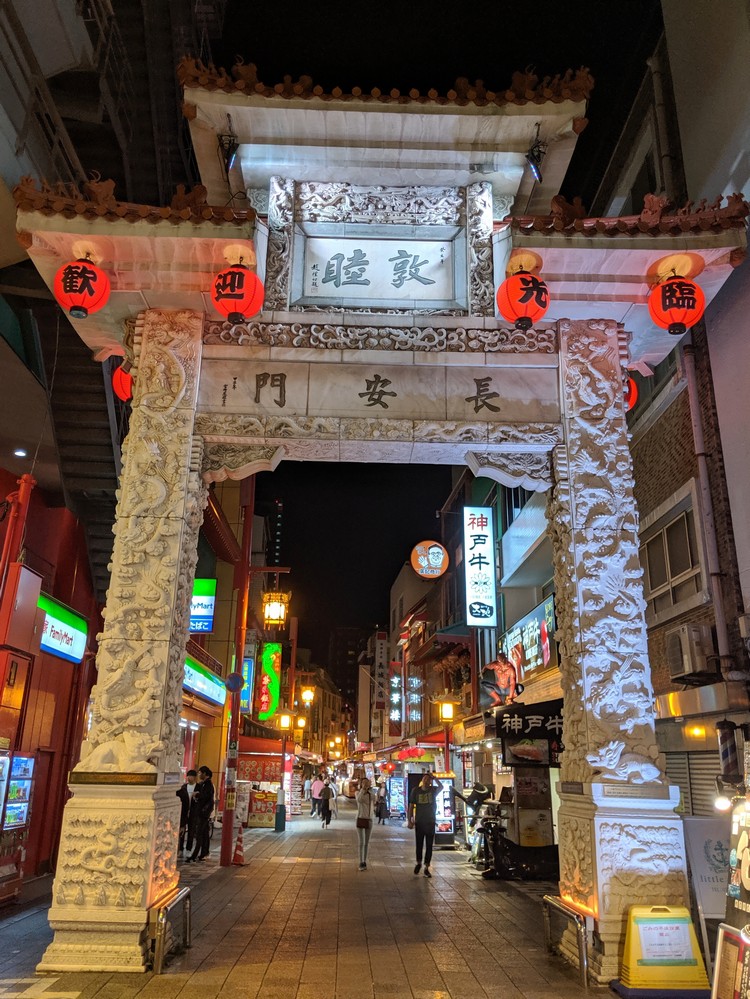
(0, 798), (601, 998)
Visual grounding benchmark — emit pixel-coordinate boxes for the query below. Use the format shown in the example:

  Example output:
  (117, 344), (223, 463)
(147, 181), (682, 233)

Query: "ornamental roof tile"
(177, 57), (594, 108)
(13, 176), (254, 228)
(508, 193), (750, 239)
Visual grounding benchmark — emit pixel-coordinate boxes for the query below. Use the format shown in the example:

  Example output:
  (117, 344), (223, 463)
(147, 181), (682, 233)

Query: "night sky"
(216, 2), (664, 663)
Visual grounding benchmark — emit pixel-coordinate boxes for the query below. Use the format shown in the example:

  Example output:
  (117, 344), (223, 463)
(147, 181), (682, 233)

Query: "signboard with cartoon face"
(410, 540), (449, 579)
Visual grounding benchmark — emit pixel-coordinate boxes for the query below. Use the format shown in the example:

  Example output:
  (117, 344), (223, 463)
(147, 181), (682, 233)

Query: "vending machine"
(406, 772), (456, 847)
(0, 752), (36, 903)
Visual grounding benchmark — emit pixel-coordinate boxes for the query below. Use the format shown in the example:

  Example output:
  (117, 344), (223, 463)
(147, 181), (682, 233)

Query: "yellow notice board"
(617, 905), (709, 992)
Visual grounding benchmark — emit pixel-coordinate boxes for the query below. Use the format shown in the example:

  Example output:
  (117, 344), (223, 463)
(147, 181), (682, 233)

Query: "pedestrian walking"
(303, 775), (312, 801)
(375, 778), (389, 824)
(176, 769), (197, 856)
(408, 771), (440, 878)
(355, 777), (376, 870)
(330, 779), (339, 819)
(310, 774), (325, 816)
(187, 766), (215, 862)
(320, 779), (334, 827)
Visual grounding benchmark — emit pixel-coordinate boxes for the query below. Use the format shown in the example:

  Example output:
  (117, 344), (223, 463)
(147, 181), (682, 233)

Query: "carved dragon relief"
(466, 182), (495, 317)
(295, 182), (464, 226)
(202, 319), (557, 353)
(265, 176), (294, 310)
(465, 451), (552, 491)
(202, 444), (285, 482)
(551, 320), (662, 784)
(76, 310), (205, 775)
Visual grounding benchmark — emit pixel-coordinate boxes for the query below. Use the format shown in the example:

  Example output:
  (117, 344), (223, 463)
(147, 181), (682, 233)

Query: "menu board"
(388, 777), (405, 818)
(247, 790), (276, 828)
(290, 771), (303, 816)
(237, 754), (281, 784)
(5, 756), (34, 830)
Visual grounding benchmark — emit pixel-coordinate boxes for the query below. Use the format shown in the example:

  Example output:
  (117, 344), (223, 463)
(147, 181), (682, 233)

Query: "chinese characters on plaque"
(302, 237), (453, 304)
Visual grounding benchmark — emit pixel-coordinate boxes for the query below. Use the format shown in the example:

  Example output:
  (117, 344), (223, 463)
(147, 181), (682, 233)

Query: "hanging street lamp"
(648, 275), (705, 336)
(496, 270), (550, 331)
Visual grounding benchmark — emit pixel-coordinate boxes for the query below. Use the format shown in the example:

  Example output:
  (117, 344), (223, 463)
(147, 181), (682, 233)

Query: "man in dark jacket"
(188, 766), (215, 862)
(176, 769), (197, 857)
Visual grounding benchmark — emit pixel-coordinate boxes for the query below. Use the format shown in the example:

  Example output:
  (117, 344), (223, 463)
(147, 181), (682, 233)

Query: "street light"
(439, 701), (454, 772)
(301, 687), (314, 705)
(263, 591), (290, 627)
(276, 714), (293, 833)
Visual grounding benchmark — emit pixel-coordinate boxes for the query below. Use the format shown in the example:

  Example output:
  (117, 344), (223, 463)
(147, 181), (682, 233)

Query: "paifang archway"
(16, 175), (746, 979)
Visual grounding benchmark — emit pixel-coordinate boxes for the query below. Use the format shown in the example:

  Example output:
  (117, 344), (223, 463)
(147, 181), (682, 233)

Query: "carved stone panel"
(466, 182), (494, 317)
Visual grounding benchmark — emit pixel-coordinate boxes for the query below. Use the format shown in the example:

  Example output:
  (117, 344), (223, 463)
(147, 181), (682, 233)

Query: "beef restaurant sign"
(462, 506), (497, 627)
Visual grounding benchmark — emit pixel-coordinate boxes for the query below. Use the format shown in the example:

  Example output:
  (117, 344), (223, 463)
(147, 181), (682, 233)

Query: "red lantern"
(112, 364), (133, 402)
(53, 258), (110, 319)
(496, 270), (550, 330)
(648, 276), (705, 336)
(624, 377), (638, 412)
(210, 264), (264, 323)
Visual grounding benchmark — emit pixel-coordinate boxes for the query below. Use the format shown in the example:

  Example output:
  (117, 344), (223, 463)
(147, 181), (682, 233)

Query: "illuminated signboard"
(189, 578), (217, 633)
(389, 660), (403, 738)
(410, 540), (449, 580)
(37, 594), (87, 663)
(499, 595), (558, 680)
(183, 656), (227, 707)
(462, 506), (498, 627)
(256, 642), (281, 721)
(239, 656), (255, 713)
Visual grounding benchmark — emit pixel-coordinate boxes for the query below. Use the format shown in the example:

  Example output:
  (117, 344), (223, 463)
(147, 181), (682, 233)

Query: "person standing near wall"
(408, 772), (440, 878)
(177, 769), (197, 857)
(188, 766), (215, 862)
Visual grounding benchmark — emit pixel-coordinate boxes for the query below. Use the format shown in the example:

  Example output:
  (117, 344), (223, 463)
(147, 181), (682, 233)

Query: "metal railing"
(149, 886), (192, 974)
(541, 894), (589, 991)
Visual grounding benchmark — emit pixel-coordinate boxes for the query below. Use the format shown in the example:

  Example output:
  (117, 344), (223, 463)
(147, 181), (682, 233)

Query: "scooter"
(479, 814), (559, 881)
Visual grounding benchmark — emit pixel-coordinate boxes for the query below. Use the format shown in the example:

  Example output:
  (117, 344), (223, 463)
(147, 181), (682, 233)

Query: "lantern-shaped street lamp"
(439, 701), (455, 773)
(54, 257), (111, 319)
(301, 687), (315, 706)
(276, 714), (293, 833)
(496, 270), (550, 331)
(263, 591), (290, 628)
(648, 276), (705, 336)
(210, 264), (264, 324)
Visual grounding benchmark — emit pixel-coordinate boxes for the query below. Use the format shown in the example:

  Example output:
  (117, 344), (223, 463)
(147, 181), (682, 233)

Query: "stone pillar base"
(38, 780), (180, 973)
(556, 782), (687, 985)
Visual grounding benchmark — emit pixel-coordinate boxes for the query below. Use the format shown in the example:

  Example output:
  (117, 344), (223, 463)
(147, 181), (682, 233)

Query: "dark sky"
(217, 1), (664, 663)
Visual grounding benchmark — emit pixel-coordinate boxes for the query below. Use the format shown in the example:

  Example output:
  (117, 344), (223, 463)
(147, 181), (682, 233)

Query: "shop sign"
(462, 507), (497, 627)
(297, 236), (459, 308)
(256, 642), (281, 722)
(189, 578), (217, 633)
(37, 594), (87, 664)
(726, 798), (750, 928)
(410, 540), (449, 579)
(499, 595), (557, 680)
(496, 699), (563, 768)
(239, 655), (255, 712)
(183, 655), (227, 706)
(683, 816), (730, 921)
(388, 660), (403, 737)
(247, 790), (277, 827)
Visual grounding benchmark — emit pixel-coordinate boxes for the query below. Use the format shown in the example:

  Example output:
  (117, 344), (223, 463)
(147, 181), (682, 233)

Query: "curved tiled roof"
(177, 56), (594, 107)
(13, 176), (254, 227)
(508, 193), (750, 239)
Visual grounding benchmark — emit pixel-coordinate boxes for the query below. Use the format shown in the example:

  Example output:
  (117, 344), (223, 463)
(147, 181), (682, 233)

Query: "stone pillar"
(548, 319), (688, 983)
(39, 310), (207, 972)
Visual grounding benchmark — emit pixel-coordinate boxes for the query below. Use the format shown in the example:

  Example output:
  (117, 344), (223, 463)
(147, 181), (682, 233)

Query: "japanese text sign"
(498, 595), (557, 680)
(463, 506), (497, 627)
(189, 578), (217, 633)
(256, 642), (281, 722)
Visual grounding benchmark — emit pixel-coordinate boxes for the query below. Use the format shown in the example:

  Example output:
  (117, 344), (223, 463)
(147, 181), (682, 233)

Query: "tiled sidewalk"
(0, 803), (600, 998)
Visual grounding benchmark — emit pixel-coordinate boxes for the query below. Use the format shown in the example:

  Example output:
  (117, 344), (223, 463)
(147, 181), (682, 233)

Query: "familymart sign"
(37, 593), (87, 664)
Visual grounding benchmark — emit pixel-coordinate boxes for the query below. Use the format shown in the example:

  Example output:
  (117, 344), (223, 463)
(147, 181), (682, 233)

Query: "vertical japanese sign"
(239, 655), (255, 713)
(374, 631), (388, 710)
(389, 660), (403, 738)
(256, 642), (281, 722)
(463, 506), (498, 627)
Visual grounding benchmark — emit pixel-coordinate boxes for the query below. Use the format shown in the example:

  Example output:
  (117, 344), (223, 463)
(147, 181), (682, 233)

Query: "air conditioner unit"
(665, 623), (714, 680)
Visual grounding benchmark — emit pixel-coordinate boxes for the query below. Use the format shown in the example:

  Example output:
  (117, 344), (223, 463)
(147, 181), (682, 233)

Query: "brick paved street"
(0, 800), (601, 998)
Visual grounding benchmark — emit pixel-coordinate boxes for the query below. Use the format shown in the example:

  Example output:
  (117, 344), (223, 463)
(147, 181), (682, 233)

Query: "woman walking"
(320, 779), (334, 828)
(355, 777), (376, 870)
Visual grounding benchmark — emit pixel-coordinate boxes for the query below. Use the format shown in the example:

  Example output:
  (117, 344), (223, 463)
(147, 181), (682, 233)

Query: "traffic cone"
(232, 825), (245, 865)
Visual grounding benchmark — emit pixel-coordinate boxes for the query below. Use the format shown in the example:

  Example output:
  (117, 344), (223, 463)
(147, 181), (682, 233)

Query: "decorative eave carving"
(13, 176), (255, 228)
(202, 318), (557, 353)
(177, 57), (594, 107)
(465, 451), (552, 491)
(509, 192), (749, 239)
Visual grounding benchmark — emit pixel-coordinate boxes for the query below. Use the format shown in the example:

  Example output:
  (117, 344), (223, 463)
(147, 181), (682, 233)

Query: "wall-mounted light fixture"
(525, 123), (548, 184)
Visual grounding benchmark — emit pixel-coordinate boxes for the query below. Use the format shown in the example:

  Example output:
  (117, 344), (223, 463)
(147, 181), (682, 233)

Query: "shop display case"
(0, 753), (36, 903)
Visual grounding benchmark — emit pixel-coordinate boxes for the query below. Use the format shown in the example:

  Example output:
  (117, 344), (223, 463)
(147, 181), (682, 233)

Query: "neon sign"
(257, 642), (281, 721)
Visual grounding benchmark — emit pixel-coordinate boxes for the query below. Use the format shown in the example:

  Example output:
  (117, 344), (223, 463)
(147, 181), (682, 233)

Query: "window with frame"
(640, 500), (703, 622)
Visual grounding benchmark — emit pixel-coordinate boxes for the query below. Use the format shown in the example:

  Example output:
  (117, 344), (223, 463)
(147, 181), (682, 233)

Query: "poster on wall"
(462, 506), (498, 627)
(498, 595), (557, 680)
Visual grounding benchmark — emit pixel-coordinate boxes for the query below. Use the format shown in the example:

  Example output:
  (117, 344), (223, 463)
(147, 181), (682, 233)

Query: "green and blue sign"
(37, 594), (87, 664)
(183, 655), (227, 707)
(189, 578), (217, 633)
